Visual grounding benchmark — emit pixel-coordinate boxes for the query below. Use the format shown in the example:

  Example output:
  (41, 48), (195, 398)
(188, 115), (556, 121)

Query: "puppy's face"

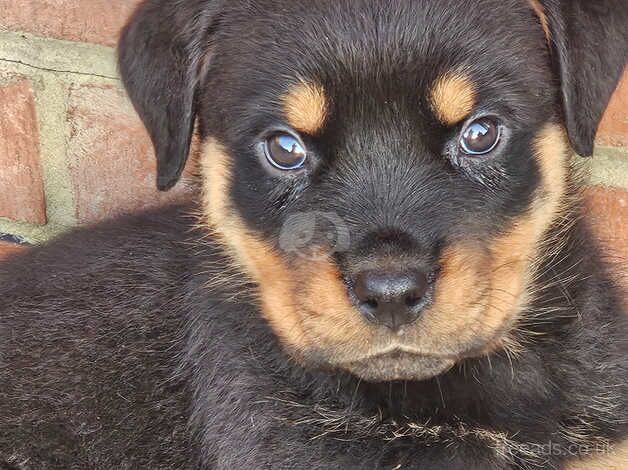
(120, 0), (624, 382)
(198, 0), (567, 381)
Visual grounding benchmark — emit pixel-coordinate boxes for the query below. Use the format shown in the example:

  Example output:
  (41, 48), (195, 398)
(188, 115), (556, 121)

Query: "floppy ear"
(536, 0), (627, 157)
(118, 0), (222, 190)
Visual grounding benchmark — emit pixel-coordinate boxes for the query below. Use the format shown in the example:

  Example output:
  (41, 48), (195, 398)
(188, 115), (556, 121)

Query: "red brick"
(66, 84), (194, 224)
(0, 241), (26, 259)
(0, 0), (140, 47)
(585, 186), (628, 261)
(0, 77), (47, 225)
(597, 70), (628, 148)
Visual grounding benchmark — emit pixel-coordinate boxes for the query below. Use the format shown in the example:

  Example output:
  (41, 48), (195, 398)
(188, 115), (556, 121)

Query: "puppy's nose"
(352, 270), (430, 331)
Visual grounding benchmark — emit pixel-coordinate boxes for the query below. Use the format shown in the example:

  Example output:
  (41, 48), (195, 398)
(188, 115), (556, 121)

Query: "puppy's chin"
(338, 352), (456, 383)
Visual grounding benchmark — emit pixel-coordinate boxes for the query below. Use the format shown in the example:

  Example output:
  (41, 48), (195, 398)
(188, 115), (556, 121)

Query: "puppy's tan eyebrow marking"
(282, 81), (328, 134)
(429, 72), (476, 126)
(527, 0), (551, 44)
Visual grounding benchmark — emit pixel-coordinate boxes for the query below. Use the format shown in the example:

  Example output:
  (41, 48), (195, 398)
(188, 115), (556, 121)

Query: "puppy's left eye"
(264, 132), (307, 170)
(459, 117), (501, 155)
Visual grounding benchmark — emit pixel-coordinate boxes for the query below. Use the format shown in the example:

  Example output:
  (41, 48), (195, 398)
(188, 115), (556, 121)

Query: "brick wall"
(0, 1), (627, 262)
(0, 0), (194, 254)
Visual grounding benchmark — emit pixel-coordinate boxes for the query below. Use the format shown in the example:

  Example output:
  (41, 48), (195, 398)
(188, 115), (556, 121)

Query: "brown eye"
(459, 117), (501, 155)
(264, 132), (307, 170)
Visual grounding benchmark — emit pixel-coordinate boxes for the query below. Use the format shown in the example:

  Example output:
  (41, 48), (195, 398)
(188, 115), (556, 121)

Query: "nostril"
(363, 299), (379, 309)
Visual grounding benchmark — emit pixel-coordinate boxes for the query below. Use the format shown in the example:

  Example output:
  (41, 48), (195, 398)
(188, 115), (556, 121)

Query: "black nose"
(352, 270), (430, 330)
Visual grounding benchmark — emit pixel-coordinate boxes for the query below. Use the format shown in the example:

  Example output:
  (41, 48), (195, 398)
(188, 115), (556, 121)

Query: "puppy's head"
(119, 0), (626, 382)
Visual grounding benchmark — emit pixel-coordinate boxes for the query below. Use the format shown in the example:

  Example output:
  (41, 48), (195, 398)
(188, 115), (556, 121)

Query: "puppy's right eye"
(459, 117), (501, 155)
(264, 132), (307, 170)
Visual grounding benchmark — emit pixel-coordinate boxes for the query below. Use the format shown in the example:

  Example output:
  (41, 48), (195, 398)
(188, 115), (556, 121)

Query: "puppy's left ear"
(536, 0), (627, 156)
(118, 0), (223, 190)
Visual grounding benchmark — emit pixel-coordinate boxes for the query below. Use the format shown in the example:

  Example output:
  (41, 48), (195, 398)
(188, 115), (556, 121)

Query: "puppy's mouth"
(289, 244), (522, 383)
(339, 349), (456, 382)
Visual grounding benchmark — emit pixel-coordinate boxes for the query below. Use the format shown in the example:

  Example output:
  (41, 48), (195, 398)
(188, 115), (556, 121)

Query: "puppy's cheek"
(419, 244), (492, 349)
(423, 124), (569, 353)
(200, 139), (309, 351)
(488, 124), (569, 337)
(296, 256), (374, 356)
(201, 138), (363, 362)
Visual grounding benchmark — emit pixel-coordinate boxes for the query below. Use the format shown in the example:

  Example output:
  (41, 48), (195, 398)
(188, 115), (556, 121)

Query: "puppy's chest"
(268, 393), (616, 469)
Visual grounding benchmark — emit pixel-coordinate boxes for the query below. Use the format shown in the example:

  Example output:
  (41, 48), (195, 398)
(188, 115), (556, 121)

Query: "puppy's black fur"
(1, 1), (627, 469)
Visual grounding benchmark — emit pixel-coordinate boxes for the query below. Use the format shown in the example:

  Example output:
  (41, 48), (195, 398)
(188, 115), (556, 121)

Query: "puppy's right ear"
(119, 0), (223, 190)
(533, 0), (627, 157)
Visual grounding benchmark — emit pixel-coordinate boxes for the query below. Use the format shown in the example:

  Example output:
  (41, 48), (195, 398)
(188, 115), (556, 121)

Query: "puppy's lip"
(339, 350), (456, 382)
(339, 346), (461, 367)
(343, 345), (457, 362)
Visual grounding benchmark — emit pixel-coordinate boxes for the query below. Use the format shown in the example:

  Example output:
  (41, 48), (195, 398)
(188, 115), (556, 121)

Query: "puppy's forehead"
(213, 0), (550, 124)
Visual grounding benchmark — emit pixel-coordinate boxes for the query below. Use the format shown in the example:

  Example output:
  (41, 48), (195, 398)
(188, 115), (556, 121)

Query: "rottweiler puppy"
(1, 0), (626, 468)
